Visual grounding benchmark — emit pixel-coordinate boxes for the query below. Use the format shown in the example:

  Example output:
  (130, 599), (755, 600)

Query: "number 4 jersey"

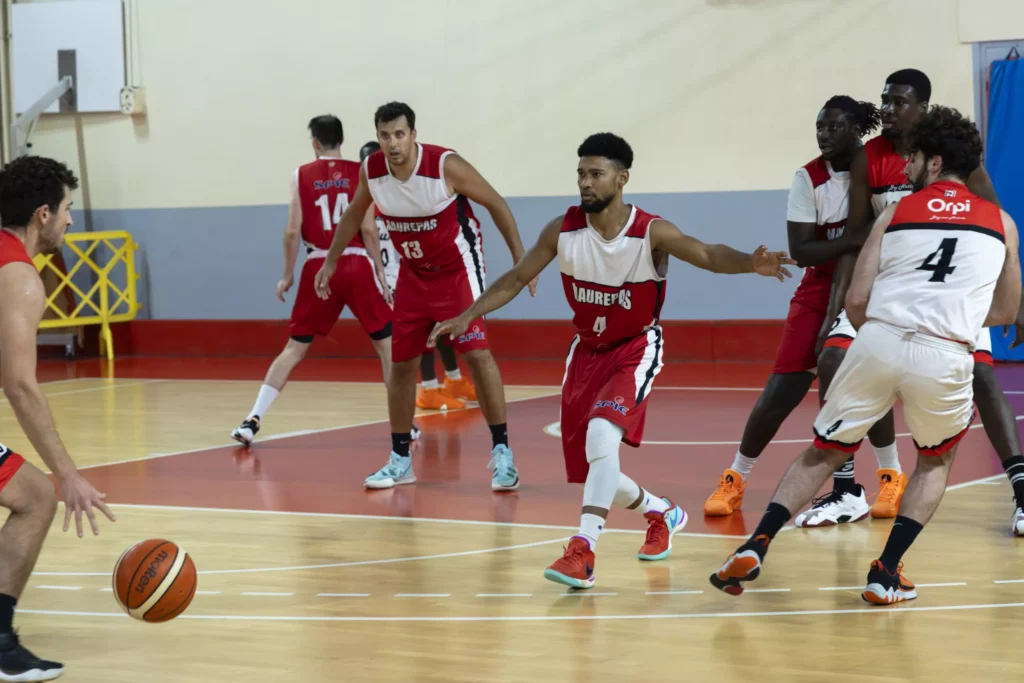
(867, 180), (1006, 348)
(296, 156), (362, 252)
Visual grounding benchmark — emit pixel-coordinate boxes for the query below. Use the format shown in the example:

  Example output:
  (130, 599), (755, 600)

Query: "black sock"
(0, 594), (15, 635)
(832, 456), (857, 494)
(489, 423), (508, 449)
(744, 502), (792, 559)
(391, 433), (411, 458)
(878, 515), (924, 573)
(1003, 456), (1024, 505)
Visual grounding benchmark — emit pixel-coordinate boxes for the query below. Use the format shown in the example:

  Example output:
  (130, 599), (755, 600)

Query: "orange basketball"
(113, 539), (197, 623)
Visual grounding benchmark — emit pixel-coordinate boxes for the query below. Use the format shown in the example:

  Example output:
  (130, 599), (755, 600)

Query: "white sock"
(730, 451), (757, 480)
(578, 514), (604, 549)
(248, 385), (279, 421)
(445, 368), (462, 380)
(612, 473), (670, 515)
(422, 378), (439, 390)
(579, 418), (624, 548)
(874, 443), (901, 473)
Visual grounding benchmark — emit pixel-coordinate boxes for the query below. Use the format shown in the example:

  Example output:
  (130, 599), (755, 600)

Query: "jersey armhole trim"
(438, 150), (455, 200)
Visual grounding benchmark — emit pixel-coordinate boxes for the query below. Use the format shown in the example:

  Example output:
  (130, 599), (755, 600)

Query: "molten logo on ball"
(136, 549), (169, 593)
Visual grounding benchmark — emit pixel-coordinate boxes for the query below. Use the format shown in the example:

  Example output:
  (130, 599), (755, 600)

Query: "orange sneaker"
(443, 376), (477, 402)
(870, 469), (907, 518)
(862, 560), (916, 605)
(416, 386), (465, 411)
(704, 469), (745, 516)
(709, 535), (767, 596)
(543, 537), (595, 589)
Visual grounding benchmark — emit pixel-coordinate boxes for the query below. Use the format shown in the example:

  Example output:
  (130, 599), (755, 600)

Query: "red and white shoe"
(543, 537), (595, 589)
(638, 499), (688, 561)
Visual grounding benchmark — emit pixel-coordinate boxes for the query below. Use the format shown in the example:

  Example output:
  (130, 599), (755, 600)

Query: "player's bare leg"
(464, 348), (518, 491)
(972, 363), (1024, 535)
(817, 347), (904, 520)
(0, 460), (64, 680)
(710, 445), (848, 595)
(863, 445), (959, 605)
(705, 372), (814, 516)
(231, 338), (311, 445)
(364, 358), (419, 490)
(545, 419), (686, 589)
(370, 337), (393, 389)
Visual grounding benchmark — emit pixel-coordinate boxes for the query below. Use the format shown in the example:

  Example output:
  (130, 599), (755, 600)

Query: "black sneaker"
(230, 416), (260, 446)
(0, 632), (64, 681)
(862, 559), (917, 605)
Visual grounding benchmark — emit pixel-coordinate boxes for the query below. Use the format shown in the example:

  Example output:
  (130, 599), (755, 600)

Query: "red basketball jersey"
(295, 157), (362, 251)
(0, 230), (33, 270)
(864, 136), (914, 217)
(558, 205), (667, 349)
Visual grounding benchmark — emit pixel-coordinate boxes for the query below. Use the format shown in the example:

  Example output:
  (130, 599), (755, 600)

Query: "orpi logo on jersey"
(458, 326), (486, 344)
(594, 395), (629, 415)
(928, 197), (970, 220)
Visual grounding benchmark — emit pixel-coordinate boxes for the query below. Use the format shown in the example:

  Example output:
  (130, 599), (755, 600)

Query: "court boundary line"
(18, 600), (1024, 623)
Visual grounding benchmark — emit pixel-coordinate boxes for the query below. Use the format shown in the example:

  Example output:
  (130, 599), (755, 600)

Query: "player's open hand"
(313, 260), (336, 300)
(752, 245), (796, 282)
(428, 316), (470, 348)
(57, 471), (116, 538)
(527, 276), (538, 297)
(1004, 313), (1024, 349)
(377, 270), (394, 306)
(276, 274), (294, 302)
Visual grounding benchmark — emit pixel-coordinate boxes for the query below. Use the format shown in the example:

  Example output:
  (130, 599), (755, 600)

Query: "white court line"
(818, 586), (862, 592)
(993, 579), (1024, 584)
(195, 591), (221, 596)
(395, 594), (450, 598)
(6, 379), (162, 408)
(559, 592), (618, 597)
(646, 591), (704, 595)
(241, 592), (293, 597)
(917, 582), (968, 588)
(78, 389), (561, 472)
(20, 600), (1024, 622)
(317, 593), (370, 598)
(476, 593), (533, 598)
(743, 588), (791, 593)
(35, 585), (81, 591)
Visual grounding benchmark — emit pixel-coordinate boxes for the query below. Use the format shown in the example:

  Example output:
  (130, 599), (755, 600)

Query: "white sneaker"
(795, 486), (870, 528)
(1013, 503), (1024, 537)
(231, 416), (260, 446)
(364, 452), (416, 490)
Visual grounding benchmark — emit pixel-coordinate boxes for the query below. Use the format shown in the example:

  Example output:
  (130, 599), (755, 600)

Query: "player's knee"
(8, 464), (57, 520)
(586, 418), (623, 465)
(462, 348), (493, 367)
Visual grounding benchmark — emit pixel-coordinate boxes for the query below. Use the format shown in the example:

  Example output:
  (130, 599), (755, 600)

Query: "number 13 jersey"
(559, 205), (667, 350)
(867, 180), (1006, 348)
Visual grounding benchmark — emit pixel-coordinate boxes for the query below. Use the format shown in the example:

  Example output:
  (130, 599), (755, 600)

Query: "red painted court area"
(39, 357), (1023, 536)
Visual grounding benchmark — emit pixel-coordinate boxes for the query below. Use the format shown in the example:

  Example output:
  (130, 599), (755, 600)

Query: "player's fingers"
(86, 506), (100, 536)
(63, 502), (70, 532)
(780, 267), (792, 278)
(75, 508), (84, 538)
(97, 498), (117, 522)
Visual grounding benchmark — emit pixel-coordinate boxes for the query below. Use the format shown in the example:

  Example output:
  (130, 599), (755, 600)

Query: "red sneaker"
(638, 500), (688, 561)
(543, 537), (595, 589)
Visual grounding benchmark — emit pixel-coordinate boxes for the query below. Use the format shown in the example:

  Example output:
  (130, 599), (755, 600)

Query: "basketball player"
(704, 96), (900, 527)
(0, 156), (116, 679)
(314, 102), (536, 491)
(711, 106), (1021, 604)
(430, 133), (795, 588)
(230, 116), (396, 445)
(819, 69), (1024, 534)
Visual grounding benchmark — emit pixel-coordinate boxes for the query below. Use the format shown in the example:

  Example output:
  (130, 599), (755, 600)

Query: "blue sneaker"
(638, 498), (687, 561)
(364, 452), (416, 490)
(487, 444), (519, 491)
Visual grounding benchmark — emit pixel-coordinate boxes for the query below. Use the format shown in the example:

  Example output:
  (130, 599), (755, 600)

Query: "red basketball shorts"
(560, 327), (664, 484)
(772, 269), (831, 375)
(0, 446), (25, 495)
(392, 263), (488, 363)
(290, 250), (392, 339)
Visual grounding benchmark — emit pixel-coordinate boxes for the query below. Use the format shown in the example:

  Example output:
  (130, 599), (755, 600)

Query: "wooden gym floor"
(8, 356), (1024, 682)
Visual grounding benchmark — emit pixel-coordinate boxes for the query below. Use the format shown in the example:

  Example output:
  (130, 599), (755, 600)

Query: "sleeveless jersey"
(866, 181), (1005, 347)
(865, 136), (913, 216)
(295, 157), (362, 252)
(559, 205), (667, 349)
(788, 156), (850, 277)
(373, 206), (400, 291)
(0, 231), (33, 270)
(363, 144), (484, 282)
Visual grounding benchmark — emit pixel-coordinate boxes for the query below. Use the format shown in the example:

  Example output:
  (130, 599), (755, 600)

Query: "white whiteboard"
(12, 0), (125, 114)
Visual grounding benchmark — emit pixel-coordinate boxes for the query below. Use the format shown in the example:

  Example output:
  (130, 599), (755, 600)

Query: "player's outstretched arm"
(444, 154), (536, 296)
(986, 210), (1022, 329)
(0, 264), (115, 536)
(648, 219), (795, 280)
(428, 215), (562, 346)
(277, 172), (302, 302)
(314, 166), (374, 300)
(844, 204), (895, 330)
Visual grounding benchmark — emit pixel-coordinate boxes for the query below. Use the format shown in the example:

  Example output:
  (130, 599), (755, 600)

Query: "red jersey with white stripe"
(295, 157), (362, 252)
(559, 205), (667, 350)
(865, 136), (913, 216)
(789, 156), (850, 278)
(0, 230), (33, 270)
(868, 181), (1005, 347)
(363, 144), (484, 279)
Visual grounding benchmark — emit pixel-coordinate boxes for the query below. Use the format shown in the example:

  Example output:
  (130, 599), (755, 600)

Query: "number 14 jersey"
(867, 180), (1006, 347)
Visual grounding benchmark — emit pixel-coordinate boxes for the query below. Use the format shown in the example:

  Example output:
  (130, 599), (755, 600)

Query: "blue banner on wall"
(987, 58), (1024, 360)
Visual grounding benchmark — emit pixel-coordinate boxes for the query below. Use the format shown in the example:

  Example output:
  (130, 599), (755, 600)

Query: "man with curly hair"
(0, 155), (116, 679)
(710, 106), (1022, 605)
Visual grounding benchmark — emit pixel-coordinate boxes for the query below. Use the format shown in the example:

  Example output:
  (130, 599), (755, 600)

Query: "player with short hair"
(818, 69), (1024, 533)
(704, 95), (901, 526)
(431, 132), (795, 588)
(711, 106), (1021, 604)
(315, 102), (535, 491)
(0, 155), (117, 679)
(231, 116), (396, 445)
